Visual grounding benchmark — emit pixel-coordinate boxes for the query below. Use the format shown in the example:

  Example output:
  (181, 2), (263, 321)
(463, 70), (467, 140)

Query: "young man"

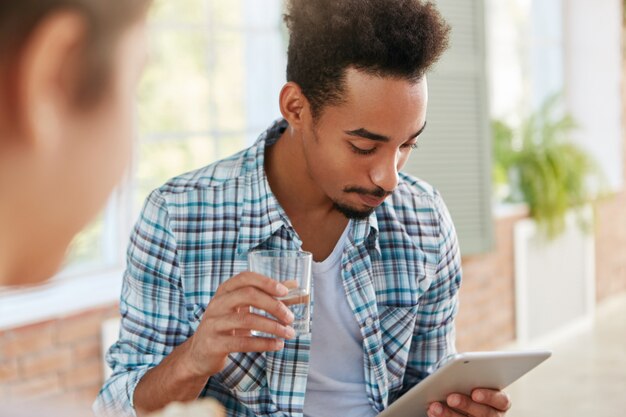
(0, 0), (150, 285)
(97, 1), (512, 417)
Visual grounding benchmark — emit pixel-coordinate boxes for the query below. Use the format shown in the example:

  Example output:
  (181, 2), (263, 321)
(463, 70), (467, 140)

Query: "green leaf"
(492, 93), (606, 239)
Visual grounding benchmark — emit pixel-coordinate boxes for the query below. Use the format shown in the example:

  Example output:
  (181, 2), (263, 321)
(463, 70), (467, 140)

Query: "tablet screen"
(377, 350), (551, 417)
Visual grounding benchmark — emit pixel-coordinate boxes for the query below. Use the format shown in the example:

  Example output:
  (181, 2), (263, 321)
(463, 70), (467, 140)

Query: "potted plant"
(492, 95), (605, 238)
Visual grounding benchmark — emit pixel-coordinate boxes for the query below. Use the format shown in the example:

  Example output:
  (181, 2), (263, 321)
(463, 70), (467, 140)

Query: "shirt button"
(365, 317), (374, 327)
(346, 262), (353, 272)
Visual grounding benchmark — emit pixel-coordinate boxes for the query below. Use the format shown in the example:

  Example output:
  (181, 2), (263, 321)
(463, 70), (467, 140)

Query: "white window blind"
(404, 0), (494, 255)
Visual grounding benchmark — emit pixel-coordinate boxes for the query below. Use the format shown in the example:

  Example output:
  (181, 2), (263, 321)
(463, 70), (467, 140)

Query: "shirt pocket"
(378, 303), (418, 393)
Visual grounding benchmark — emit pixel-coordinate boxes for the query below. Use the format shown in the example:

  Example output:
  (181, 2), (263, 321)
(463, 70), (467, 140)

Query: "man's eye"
(350, 144), (376, 155)
(401, 142), (419, 150)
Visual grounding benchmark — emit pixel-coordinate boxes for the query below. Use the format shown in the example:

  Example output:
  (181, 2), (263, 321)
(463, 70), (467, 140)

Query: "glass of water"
(248, 249), (312, 337)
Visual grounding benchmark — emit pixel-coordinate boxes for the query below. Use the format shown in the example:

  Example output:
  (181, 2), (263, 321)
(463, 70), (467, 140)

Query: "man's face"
(299, 68), (428, 219)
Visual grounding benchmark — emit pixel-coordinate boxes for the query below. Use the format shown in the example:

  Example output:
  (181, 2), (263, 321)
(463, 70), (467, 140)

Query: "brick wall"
(595, 191), (626, 299)
(0, 305), (119, 405)
(456, 211), (527, 352)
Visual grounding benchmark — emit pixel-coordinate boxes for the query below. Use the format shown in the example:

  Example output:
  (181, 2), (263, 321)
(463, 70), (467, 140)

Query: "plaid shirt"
(94, 119), (462, 417)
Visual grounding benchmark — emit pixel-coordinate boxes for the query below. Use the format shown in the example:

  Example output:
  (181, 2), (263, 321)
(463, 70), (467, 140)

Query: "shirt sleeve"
(93, 190), (192, 417)
(399, 190), (462, 396)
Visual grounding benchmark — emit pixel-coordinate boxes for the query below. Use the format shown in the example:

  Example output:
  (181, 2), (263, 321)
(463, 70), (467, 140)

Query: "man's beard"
(332, 201), (376, 220)
(332, 185), (390, 220)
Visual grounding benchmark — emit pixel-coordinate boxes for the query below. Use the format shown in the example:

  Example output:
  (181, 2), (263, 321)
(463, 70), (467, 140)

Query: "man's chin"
(332, 202), (375, 220)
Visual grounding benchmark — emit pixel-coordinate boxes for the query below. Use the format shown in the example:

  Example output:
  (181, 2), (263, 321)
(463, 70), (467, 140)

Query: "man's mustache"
(343, 186), (390, 199)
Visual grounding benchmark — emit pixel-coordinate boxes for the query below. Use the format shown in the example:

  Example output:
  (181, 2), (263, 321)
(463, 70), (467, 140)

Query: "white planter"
(513, 206), (595, 345)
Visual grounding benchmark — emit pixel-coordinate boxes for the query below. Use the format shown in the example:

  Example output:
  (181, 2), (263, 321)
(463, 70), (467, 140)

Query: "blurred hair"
(284, 0), (450, 119)
(0, 0), (150, 107)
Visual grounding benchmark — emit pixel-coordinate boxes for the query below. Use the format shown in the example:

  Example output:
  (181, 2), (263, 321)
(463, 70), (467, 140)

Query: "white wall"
(564, 0), (624, 191)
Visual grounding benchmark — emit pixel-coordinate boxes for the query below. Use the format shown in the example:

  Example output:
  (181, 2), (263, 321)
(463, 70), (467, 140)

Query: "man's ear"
(278, 82), (311, 131)
(16, 11), (87, 150)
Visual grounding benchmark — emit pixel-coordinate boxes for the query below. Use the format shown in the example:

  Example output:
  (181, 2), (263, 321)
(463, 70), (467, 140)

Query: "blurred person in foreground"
(97, 1), (512, 417)
(0, 0), (150, 414)
(0, 0), (148, 285)
(0, 1), (224, 416)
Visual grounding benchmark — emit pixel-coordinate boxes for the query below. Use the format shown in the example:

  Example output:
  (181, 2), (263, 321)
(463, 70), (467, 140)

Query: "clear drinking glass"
(248, 250), (312, 337)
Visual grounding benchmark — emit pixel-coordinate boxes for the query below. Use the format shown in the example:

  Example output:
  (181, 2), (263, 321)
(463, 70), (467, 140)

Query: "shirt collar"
(350, 210), (380, 256)
(236, 119), (301, 256)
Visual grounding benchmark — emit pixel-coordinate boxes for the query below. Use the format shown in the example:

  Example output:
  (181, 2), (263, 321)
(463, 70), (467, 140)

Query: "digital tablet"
(377, 350), (552, 417)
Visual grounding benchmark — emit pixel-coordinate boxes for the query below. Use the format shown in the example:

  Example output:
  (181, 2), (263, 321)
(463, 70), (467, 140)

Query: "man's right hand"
(133, 272), (295, 416)
(182, 271), (296, 378)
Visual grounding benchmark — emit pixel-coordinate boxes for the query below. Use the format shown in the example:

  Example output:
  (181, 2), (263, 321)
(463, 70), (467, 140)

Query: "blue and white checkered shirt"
(94, 119), (462, 417)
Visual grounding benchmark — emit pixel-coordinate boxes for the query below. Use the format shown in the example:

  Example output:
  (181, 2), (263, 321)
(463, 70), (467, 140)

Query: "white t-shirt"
(303, 223), (377, 417)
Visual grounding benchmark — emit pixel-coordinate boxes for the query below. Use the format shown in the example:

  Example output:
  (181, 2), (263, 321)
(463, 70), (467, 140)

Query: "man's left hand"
(427, 389), (511, 417)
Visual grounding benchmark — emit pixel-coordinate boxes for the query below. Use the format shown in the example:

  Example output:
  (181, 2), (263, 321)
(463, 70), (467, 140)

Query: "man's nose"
(370, 153), (399, 193)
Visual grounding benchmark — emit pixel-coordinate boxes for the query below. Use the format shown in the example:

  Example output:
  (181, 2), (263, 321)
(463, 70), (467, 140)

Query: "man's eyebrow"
(344, 128), (390, 142)
(344, 121), (427, 142)
(411, 121), (427, 139)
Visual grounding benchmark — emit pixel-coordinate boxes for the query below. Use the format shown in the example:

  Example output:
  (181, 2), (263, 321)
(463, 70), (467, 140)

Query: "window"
(0, 0), (286, 329)
(486, 0), (564, 122)
(486, 0), (623, 192)
(70, 0), (287, 274)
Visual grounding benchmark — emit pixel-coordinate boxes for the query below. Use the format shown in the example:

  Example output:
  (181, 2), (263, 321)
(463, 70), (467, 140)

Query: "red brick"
(458, 211), (520, 351)
(8, 373), (62, 399)
(55, 313), (105, 344)
(19, 347), (73, 378)
(0, 359), (19, 383)
(73, 338), (101, 363)
(2, 327), (55, 358)
(595, 190), (626, 301)
(60, 359), (103, 390)
(10, 319), (56, 335)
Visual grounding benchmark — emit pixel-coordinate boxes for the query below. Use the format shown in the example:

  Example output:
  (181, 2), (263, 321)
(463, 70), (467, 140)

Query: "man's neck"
(264, 127), (331, 218)
(264, 128), (349, 261)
